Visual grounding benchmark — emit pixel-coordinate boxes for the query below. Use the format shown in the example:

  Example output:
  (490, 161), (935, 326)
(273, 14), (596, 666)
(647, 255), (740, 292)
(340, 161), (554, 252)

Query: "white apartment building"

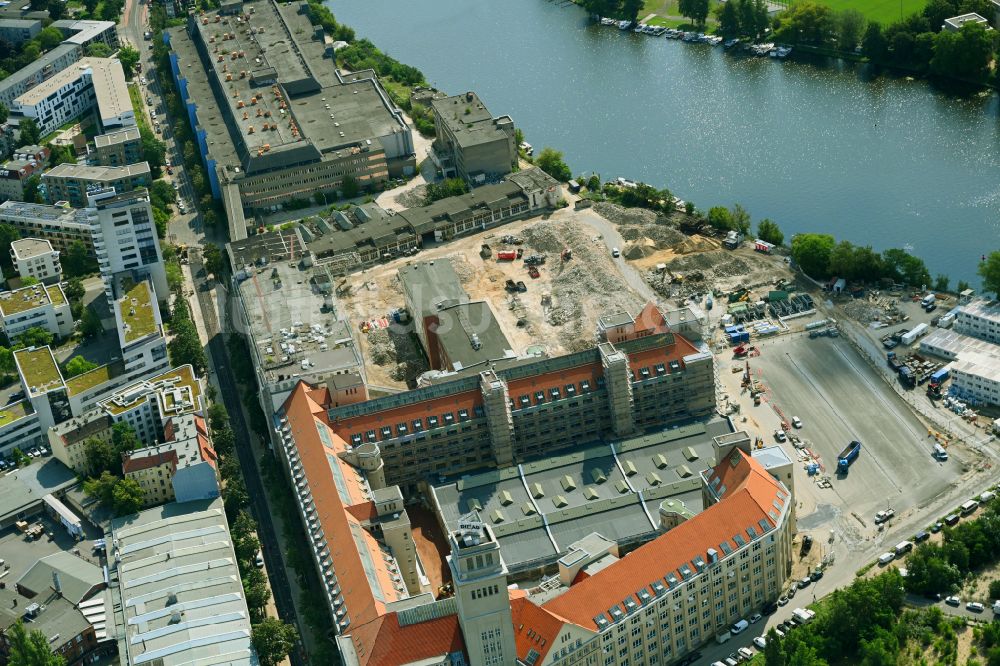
(0, 282), (73, 340)
(0, 399), (42, 456)
(10, 57), (134, 136)
(955, 299), (1000, 344)
(947, 350), (1000, 407)
(10, 238), (62, 285)
(90, 189), (168, 302)
(99, 364), (203, 447)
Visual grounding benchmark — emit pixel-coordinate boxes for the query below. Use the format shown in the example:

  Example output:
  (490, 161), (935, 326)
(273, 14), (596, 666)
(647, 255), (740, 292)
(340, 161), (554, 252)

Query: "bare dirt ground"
(592, 202), (791, 302)
(338, 213), (649, 389)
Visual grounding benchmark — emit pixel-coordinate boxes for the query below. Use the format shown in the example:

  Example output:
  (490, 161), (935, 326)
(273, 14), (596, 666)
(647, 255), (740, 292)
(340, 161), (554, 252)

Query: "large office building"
(431, 91), (517, 185)
(42, 162), (151, 207)
(109, 498), (256, 666)
(10, 237), (62, 284)
(10, 57), (134, 136)
(165, 0), (414, 239)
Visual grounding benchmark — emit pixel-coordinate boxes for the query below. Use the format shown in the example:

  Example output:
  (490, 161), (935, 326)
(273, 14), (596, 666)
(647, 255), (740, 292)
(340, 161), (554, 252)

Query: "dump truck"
(837, 440), (861, 475)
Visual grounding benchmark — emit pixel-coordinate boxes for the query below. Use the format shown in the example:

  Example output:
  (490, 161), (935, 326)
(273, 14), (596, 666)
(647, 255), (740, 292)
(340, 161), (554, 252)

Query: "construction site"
(336, 200), (792, 389)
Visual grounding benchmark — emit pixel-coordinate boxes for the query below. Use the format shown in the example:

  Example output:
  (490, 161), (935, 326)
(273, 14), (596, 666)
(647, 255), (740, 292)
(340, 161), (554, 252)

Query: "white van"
(878, 552), (895, 565)
(894, 541), (914, 556)
(933, 443), (948, 461)
(961, 499), (980, 515)
(981, 490), (996, 503)
(921, 294), (936, 308)
(730, 619), (749, 635)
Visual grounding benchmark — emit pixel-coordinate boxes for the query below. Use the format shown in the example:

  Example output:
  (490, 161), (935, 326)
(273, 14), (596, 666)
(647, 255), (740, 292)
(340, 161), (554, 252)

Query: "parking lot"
(751, 333), (963, 535)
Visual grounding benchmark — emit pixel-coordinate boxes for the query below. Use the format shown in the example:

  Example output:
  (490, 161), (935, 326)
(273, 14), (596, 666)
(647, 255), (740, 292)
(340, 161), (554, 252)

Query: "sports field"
(640, 0), (928, 25)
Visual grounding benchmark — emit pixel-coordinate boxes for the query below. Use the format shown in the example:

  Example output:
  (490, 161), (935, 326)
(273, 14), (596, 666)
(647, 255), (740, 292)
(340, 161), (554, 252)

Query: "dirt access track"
(338, 208), (650, 390)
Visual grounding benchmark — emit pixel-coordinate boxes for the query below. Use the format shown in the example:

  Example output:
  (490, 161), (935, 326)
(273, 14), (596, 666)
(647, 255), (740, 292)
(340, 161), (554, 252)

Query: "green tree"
(837, 9), (867, 51)
(621, 0), (643, 22)
(213, 426), (236, 458)
(208, 403), (229, 431)
(150, 180), (177, 209)
(83, 470), (118, 506)
(231, 511), (260, 564)
(0, 346), (13, 375)
(36, 26), (63, 50)
(22, 175), (43, 204)
(790, 233), (835, 278)
(86, 42), (112, 58)
(0, 102), (8, 125)
(775, 2), (835, 45)
(18, 118), (41, 146)
(112, 422), (140, 456)
(586, 174), (601, 191)
(168, 316), (207, 374)
(84, 437), (119, 476)
(251, 617), (299, 666)
(64, 277), (85, 304)
(64, 356), (98, 377)
(707, 206), (734, 231)
(679, 0), (710, 27)
(139, 126), (166, 170)
(340, 174), (359, 199)
(112, 477), (144, 516)
(730, 203), (751, 235)
(61, 240), (98, 278)
(7, 619), (64, 666)
(242, 565), (270, 610)
(424, 178), (469, 204)
(931, 21), (994, 82)
(978, 252), (1000, 297)
(16, 327), (54, 347)
(738, 0), (757, 37)
(118, 44), (140, 76)
(0, 224), (19, 274)
(46, 0), (65, 19)
(717, 0), (741, 38)
(933, 274), (950, 293)
(882, 248), (931, 287)
(862, 23), (888, 62)
(80, 307), (103, 338)
(203, 244), (225, 278)
(756, 218), (784, 246)
(923, 0), (960, 33)
(764, 626), (785, 666)
(535, 147), (572, 182)
(83, 0), (99, 15)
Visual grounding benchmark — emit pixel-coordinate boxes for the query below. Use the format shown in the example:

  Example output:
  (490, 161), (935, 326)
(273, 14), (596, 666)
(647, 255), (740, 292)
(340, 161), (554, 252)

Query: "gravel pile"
(450, 255), (477, 284)
(368, 329), (395, 365)
(593, 202), (657, 227)
(521, 222), (569, 254)
(841, 299), (883, 324)
(395, 185), (428, 209)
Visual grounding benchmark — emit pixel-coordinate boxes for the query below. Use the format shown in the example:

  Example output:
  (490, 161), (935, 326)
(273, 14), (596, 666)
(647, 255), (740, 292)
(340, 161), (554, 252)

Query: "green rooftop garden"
(14, 347), (63, 395)
(45, 284), (66, 307)
(0, 401), (32, 429)
(65, 363), (114, 397)
(0, 284), (53, 316)
(119, 280), (158, 344)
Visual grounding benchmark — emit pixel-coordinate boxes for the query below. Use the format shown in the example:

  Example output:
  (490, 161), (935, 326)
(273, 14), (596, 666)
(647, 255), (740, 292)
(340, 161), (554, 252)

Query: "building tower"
(448, 516), (517, 666)
(480, 369), (515, 468)
(599, 342), (635, 437)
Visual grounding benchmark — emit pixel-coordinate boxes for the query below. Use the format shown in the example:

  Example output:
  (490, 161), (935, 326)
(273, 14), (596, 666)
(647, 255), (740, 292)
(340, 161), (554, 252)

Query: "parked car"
(611, 247), (620, 258)
(878, 552), (895, 565)
(791, 416), (803, 428)
(777, 596), (789, 606)
(254, 551), (264, 568)
(945, 596), (961, 607)
(753, 636), (767, 650)
(810, 569), (824, 582)
(738, 647), (754, 660)
(797, 577), (812, 589)
(749, 613), (762, 624)
(967, 602), (985, 613)
(874, 508), (895, 524)
(774, 429), (787, 442)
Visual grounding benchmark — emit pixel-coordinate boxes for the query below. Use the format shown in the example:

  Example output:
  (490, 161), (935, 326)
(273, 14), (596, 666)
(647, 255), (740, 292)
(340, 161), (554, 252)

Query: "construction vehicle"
(837, 441), (862, 475)
(480, 244), (491, 259)
(524, 254), (546, 266)
(501, 235), (523, 245)
(528, 265), (540, 279)
(561, 248), (572, 261)
(504, 279), (518, 292)
(516, 281), (527, 293)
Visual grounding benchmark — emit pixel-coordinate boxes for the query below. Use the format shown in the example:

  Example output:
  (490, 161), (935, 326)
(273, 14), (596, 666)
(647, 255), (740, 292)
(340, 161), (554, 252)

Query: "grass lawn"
(810, 0), (926, 24)
(129, 83), (150, 133)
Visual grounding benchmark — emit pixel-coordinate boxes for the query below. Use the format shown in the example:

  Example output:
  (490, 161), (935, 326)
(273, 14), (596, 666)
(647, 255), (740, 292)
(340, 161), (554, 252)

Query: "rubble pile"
(368, 329), (396, 365)
(394, 185), (428, 209)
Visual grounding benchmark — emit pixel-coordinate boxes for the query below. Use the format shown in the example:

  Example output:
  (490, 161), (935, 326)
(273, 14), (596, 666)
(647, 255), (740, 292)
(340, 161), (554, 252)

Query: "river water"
(330, 0), (1000, 285)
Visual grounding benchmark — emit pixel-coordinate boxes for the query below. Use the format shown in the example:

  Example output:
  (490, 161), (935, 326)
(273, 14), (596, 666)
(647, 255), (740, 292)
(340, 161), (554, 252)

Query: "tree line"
(578, 0), (644, 23)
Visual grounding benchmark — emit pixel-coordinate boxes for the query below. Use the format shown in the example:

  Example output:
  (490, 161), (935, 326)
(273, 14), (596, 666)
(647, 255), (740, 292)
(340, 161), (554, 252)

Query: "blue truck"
(898, 366), (916, 389)
(837, 440), (862, 475)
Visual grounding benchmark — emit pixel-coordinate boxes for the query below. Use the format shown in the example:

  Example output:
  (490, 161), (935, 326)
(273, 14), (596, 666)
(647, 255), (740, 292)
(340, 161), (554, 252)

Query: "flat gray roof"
(0, 43), (81, 98)
(44, 161), (150, 181)
(94, 126), (141, 148)
(11, 237), (54, 260)
(17, 550), (103, 605)
(433, 301), (514, 370)
(395, 180), (526, 236)
(399, 259), (467, 318)
(111, 498), (255, 666)
(431, 419), (730, 572)
(305, 205), (415, 258)
(0, 459), (77, 525)
(432, 91), (511, 148)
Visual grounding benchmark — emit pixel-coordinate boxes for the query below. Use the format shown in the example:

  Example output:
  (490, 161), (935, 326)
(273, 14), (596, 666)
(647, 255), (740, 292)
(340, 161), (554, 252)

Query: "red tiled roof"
(122, 449), (176, 474)
(347, 611), (465, 666)
(511, 596), (568, 664)
(345, 501), (378, 523)
(281, 382), (401, 629)
(633, 301), (669, 335)
(542, 449), (788, 630)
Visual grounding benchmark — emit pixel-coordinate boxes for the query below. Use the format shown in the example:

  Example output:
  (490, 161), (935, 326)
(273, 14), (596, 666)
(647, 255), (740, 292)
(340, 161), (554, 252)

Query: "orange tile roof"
(345, 501), (378, 523)
(542, 449), (788, 631)
(122, 449), (176, 474)
(511, 596), (569, 664)
(347, 611), (465, 666)
(282, 382), (403, 628)
(633, 301), (669, 335)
